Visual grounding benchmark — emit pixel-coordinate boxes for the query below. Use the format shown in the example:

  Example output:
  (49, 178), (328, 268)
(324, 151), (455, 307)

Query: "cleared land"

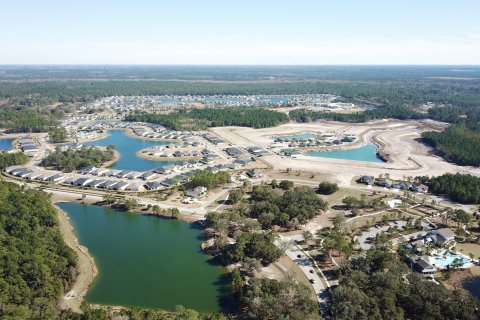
(211, 119), (480, 186)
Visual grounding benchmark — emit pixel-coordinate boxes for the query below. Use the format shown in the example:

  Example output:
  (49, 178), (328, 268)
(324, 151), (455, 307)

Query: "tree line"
(417, 173), (480, 204)
(0, 181), (77, 319)
(125, 107), (289, 130)
(0, 151), (28, 170)
(41, 146), (115, 172)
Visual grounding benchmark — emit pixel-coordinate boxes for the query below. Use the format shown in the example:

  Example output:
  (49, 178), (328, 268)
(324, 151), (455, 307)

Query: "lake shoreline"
(57, 202), (231, 312)
(56, 204), (99, 313)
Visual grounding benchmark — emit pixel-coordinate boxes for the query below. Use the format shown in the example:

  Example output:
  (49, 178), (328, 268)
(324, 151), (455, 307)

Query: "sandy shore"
(77, 130), (110, 143)
(136, 150), (201, 161)
(56, 204), (98, 313)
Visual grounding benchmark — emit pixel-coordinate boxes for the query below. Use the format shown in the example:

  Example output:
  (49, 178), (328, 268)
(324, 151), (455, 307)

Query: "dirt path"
(56, 205), (98, 313)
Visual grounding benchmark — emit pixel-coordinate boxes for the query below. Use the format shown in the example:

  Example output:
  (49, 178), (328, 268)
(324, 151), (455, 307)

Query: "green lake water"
(84, 130), (179, 171)
(58, 202), (233, 312)
(306, 143), (383, 163)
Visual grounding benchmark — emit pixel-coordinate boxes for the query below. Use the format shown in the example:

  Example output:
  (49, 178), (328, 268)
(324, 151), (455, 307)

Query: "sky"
(1, 0), (480, 65)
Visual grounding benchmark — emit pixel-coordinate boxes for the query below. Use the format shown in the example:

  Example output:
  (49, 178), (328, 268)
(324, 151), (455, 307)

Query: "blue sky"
(1, 0), (479, 64)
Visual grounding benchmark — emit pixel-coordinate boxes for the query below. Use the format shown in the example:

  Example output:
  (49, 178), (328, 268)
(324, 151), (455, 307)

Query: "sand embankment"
(56, 205), (98, 313)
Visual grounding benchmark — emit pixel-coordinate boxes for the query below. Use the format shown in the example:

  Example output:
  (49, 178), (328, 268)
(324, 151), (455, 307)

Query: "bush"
(317, 181), (339, 195)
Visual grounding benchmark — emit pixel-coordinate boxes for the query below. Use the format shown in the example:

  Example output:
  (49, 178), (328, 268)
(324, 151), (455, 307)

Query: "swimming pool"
(431, 252), (470, 268)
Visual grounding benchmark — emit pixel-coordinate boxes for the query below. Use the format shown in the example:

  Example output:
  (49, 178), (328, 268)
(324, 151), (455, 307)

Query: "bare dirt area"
(212, 120), (480, 187)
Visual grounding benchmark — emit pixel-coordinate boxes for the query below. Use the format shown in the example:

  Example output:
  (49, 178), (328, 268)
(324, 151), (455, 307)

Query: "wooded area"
(417, 173), (480, 204)
(0, 181), (77, 319)
(41, 146), (115, 172)
(331, 248), (480, 320)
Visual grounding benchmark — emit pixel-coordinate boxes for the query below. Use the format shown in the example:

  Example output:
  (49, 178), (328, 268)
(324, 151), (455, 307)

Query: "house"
(94, 168), (110, 176)
(412, 183), (429, 193)
(37, 173), (58, 181)
(86, 179), (106, 188)
(393, 181), (412, 190)
(105, 181), (119, 189)
(247, 169), (263, 178)
(74, 177), (93, 187)
(377, 178), (393, 188)
(107, 169), (122, 177)
(153, 166), (172, 174)
(412, 257), (436, 274)
(126, 171), (145, 180)
(160, 179), (174, 187)
(186, 186), (208, 199)
(24, 171), (44, 180)
(46, 174), (65, 183)
(225, 162), (243, 170)
(125, 182), (143, 191)
(141, 172), (157, 180)
(112, 181), (129, 191)
(201, 154), (217, 164)
(145, 181), (163, 190)
(359, 175), (375, 185)
(234, 159), (250, 166)
(431, 228), (456, 246)
(80, 166), (97, 174)
(116, 171), (133, 178)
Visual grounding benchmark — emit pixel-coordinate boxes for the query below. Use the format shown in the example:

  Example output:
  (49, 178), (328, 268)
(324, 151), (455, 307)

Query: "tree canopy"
(41, 146), (115, 172)
(0, 181), (77, 319)
(330, 248), (480, 320)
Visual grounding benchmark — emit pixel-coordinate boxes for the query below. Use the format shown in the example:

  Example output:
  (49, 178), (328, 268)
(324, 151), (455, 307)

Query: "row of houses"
(202, 133), (225, 145)
(359, 175), (429, 193)
(17, 136), (39, 156)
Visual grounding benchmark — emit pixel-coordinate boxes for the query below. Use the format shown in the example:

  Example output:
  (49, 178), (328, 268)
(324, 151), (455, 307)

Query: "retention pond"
(58, 202), (233, 312)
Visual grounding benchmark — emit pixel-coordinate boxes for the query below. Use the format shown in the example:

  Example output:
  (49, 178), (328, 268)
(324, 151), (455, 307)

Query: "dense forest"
(422, 124), (480, 166)
(416, 173), (480, 204)
(0, 151), (28, 170)
(2, 66), (480, 108)
(247, 183), (328, 228)
(241, 278), (320, 320)
(330, 248), (480, 320)
(126, 108), (289, 130)
(41, 146), (115, 172)
(0, 109), (60, 133)
(0, 181), (77, 319)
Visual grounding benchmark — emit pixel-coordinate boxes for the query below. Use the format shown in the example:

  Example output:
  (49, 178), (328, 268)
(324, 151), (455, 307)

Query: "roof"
(435, 228), (455, 240)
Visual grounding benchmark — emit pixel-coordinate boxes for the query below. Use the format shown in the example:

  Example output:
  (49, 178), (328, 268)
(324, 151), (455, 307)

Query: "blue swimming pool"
(432, 252), (470, 268)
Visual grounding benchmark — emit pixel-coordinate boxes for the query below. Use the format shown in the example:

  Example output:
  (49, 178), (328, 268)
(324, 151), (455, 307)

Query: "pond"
(58, 202), (234, 312)
(463, 277), (480, 299)
(84, 130), (179, 171)
(306, 143), (384, 163)
(0, 138), (14, 151)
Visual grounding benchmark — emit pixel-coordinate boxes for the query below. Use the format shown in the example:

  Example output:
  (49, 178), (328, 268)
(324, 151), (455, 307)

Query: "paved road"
(276, 234), (330, 319)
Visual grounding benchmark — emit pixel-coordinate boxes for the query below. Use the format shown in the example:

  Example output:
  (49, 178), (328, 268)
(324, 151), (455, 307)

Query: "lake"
(84, 130), (179, 171)
(0, 138), (14, 151)
(463, 277), (480, 300)
(306, 143), (383, 163)
(58, 202), (233, 312)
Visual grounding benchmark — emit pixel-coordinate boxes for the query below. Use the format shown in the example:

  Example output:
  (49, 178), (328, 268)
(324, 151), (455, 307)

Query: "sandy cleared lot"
(211, 120), (480, 186)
